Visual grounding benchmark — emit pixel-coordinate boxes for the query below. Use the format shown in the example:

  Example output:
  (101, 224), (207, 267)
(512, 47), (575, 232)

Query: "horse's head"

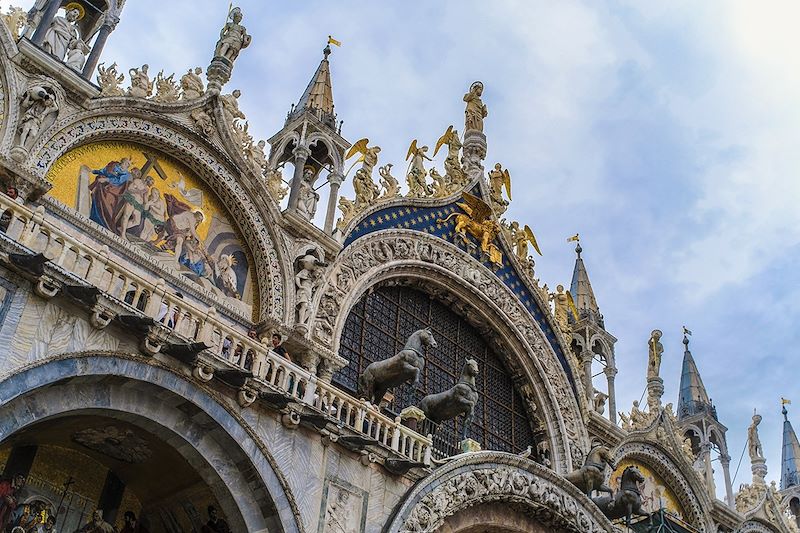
(463, 358), (479, 377)
(419, 327), (437, 349)
(622, 465), (645, 484)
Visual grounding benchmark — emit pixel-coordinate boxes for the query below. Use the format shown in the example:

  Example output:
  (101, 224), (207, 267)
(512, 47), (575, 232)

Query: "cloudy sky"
(9, 0), (800, 493)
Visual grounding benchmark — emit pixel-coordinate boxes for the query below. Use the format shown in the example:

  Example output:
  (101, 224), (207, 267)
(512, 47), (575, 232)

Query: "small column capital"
(328, 170), (345, 187)
(292, 144), (311, 160)
(604, 366), (618, 378)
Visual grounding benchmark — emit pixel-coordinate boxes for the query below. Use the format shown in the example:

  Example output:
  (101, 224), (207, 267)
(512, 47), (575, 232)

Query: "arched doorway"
(0, 354), (302, 533)
(0, 413), (228, 532)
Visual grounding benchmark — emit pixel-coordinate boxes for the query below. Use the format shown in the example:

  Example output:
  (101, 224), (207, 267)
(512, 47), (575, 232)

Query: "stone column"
(751, 455), (767, 485)
(720, 453), (734, 508)
(581, 351), (593, 404)
(324, 170), (344, 234)
(286, 145), (310, 212)
(605, 366), (618, 424)
(646, 376), (664, 412)
(31, 0), (62, 45)
(82, 13), (120, 78)
(461, 130), (487, 179)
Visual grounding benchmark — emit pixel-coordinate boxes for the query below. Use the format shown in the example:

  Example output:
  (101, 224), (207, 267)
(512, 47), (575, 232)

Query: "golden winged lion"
(438, 192), (502, 266)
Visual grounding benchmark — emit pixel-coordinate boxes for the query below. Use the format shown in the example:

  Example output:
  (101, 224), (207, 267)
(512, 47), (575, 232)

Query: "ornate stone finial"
(3, 6), (27, 40)
(153, 71), (180, 103)
(207, 5), (251, 92)
(96, 62), (125, 97)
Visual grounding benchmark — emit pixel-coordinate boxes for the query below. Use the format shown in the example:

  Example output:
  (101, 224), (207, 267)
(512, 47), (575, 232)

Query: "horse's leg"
(411, 367), (420, 387)
(598, 483), (613, 496)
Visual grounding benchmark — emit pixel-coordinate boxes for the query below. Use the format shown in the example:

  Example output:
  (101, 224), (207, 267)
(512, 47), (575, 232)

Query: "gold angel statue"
(406, 139), (432, 197)
(434, 125), (466, 185)
(439, 192), (502, 266)
(509, 221), (542, 262)
(488, 163), (511, 214)
(346, 138), (381, 207)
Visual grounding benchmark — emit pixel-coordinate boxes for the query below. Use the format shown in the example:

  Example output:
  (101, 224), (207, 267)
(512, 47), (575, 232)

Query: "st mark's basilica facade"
(0, 2), (797, 533)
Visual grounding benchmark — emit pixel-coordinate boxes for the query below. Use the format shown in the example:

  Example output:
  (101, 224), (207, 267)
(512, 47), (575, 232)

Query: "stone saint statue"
(295, 254), (322, 326)
(463, 81), (488, 132)
(180, 67), (205, 100)
(220, 89), (245, 127)
(17, 86), (58, 149)
(42, 5), (81, 61)
(128, 64), (153, 98)
(215, 6), (252, 63)
(748, 411), (764, 461)
(550, 284), (570, 334)
(296, 167), (319, 220)
(65, 38), (90, 70)
(647, 329), (664, 379)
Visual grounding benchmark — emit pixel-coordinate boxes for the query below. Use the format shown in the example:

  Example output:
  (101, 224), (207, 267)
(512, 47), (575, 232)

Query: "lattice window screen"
(334, 285), (535, 456)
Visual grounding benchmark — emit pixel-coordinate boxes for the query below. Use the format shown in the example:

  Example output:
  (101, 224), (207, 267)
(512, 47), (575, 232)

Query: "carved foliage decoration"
(387, 453), (613, 533)
(312, 230), (586, 471)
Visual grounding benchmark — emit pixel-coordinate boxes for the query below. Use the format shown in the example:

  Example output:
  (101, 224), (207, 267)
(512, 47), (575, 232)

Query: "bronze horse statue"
(592, 465), (649, 528)
(565, 443), (616, 498)
(358, 328), (437, 404)
(418, 358), (479, 440)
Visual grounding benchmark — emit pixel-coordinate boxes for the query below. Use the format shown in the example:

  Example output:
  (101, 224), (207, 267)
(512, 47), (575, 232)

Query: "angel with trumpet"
(345, 138), (381, 207)
(406, 139), (433, 197)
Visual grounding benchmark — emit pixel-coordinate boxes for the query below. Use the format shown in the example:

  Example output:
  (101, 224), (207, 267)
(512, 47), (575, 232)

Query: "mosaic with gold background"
(46, 141), (255, 316)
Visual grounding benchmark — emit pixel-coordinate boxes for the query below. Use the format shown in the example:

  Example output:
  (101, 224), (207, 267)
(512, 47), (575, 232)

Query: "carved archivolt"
(384, 452), (614, 533)
(29, 112), (289, 322)
(311, 229), (587, 472)
(613, 441), (712, 531)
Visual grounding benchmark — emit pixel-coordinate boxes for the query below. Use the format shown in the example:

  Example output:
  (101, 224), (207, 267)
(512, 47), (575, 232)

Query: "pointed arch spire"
(569, 242), (599, 320)
(291, 43), (337, 129)
(677, 330), (715, 421)
(782, 401), (800, 490)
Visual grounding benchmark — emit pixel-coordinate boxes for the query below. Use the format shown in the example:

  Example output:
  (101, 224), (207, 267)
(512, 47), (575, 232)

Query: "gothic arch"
(0, 352), (302, 533)
(29, 110), (292, 323)
(383, 451), (615, 533)
(311, 229), (589, 473)
(613, 440), (713, 530)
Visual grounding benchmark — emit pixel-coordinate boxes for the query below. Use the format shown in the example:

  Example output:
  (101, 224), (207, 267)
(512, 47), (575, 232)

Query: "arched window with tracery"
(335, 285), (536, 457)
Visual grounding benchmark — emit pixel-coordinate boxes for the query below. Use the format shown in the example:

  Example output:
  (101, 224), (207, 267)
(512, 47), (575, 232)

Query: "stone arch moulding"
(613, 440), (713, 531)
(29, 111), (291, 323)
(0, 352), (302, 533)
(311, 229), (589, 473)
(383, 451), (615, 533)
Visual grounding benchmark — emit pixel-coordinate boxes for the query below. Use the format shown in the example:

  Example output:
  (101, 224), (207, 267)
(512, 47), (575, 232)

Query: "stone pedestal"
(400, 406), (426, 432)
(646, 376), (664, 411)
(461, 438), (482, 453)
(751, 457), (767, 484)
(462, 130), (487, 178)
(206, 56), (233, 93)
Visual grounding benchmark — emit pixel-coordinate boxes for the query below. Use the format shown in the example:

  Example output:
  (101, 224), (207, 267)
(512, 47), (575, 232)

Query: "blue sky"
(9, 0), (799, 493)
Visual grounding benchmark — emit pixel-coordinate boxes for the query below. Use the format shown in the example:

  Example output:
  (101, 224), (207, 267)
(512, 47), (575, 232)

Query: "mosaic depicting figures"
(46, 142), (254, 312)
(608, 459), (684, 519)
